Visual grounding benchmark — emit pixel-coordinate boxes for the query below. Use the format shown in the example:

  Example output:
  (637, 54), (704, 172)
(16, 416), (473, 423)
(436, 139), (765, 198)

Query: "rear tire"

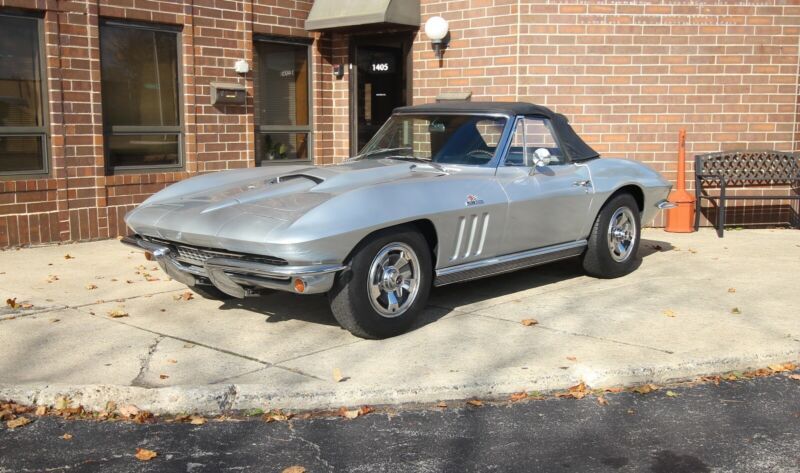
(582, 193), (641, 279)
(328, 226), (432, 339)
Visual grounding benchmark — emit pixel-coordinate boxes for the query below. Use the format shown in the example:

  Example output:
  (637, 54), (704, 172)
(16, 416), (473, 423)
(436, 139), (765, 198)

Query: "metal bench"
(694, 150), (800, 237)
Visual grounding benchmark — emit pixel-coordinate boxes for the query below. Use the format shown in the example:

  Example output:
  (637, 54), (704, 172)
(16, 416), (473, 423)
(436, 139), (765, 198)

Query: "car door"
(495, 116), (595, 253)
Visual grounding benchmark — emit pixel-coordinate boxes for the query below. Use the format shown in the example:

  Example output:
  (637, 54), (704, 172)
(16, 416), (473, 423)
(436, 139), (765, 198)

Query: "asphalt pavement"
(1, 373), (798, 472)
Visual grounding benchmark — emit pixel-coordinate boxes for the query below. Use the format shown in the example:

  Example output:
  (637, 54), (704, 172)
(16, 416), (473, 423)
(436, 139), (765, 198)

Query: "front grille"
(144, 238), (288, 267)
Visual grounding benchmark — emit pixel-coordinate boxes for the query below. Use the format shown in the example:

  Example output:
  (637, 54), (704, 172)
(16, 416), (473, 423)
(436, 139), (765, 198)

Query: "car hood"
(125, 159), (445, 247)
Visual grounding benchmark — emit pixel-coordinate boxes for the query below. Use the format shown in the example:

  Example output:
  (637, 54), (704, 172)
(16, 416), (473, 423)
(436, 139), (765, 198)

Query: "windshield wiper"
(357, 147), (413, 159)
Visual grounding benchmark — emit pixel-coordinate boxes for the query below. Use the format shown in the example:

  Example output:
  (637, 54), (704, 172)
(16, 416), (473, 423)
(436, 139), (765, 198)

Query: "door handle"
(573, 180), (592, 187)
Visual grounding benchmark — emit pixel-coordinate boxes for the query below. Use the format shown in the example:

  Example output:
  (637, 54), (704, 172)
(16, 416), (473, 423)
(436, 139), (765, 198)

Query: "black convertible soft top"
(393, 101), (600, 162)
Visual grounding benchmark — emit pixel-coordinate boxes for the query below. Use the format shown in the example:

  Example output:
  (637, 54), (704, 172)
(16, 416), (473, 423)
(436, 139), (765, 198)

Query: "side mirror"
(528, 148), (553, 174)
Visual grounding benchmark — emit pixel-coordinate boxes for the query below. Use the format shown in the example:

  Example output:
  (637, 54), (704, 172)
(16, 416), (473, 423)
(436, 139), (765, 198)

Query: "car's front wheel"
(582, 193), (641, 278)
(328, 227), (432, 339)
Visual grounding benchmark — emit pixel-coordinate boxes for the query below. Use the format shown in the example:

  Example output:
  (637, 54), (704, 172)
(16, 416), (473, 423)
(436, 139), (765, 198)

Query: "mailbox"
(211, 82), (247, 105)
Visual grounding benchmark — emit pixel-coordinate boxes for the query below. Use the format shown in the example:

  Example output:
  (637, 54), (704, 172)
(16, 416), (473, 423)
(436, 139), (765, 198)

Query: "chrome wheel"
(367, 242), (421, 318)
(607, 207), (637, 262)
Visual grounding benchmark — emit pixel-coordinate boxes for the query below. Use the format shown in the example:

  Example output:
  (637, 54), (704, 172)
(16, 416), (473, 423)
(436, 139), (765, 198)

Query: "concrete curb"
(3, 349), (797, 415)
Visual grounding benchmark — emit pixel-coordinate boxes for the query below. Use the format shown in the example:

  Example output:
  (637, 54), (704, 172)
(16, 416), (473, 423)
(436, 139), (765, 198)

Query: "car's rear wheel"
(328, 227), (432, 339)
(582, 193), (641, 278)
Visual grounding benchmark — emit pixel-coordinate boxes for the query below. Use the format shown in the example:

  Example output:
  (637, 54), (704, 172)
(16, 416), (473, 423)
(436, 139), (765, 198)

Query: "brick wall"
(414, 0), (800, 226)
(1, 0), (799, 248)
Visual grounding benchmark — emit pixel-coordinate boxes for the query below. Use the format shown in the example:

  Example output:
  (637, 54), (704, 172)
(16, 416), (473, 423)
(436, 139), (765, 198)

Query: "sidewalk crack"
(131, 335), (163, 387)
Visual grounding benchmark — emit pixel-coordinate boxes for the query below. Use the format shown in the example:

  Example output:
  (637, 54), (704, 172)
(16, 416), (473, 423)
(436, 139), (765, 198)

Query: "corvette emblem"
(465, 194), (485, 207)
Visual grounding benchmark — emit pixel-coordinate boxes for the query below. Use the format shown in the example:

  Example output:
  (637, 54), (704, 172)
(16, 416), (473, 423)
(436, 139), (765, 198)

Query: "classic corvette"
(123, 102), (674, 338)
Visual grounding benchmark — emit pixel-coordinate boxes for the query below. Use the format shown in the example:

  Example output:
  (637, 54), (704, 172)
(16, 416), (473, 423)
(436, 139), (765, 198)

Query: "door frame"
(348, 32), (414, 156)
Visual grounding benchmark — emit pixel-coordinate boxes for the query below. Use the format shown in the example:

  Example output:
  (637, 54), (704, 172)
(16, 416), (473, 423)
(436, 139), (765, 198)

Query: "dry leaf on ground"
(166, 359), (178, 364)
(788, 374), (800, 381)
(466, 399), (483, 407)
(159, 374), (169, 380)
(359, 405), (375, 416)
(134, 448), (157, 461)
(666, 390), (680, 397)
(173, 291), (194, 301)
(61, 433), (73, 440)
(662, 309), (676, 318)
(510, 392), (528, 402)
(338, 407), (360, 419)
(332, 367), (344, 382)
(560, 382), (589, 400)
(64, 254), (75, 260)
(521, 318), (538, 326)
(189, 415), (206, 425)
(5, 298), (18, 309)
(107, 308), (128, 318)
(769, 363), (795, 373)
(436, 401), (447, 408)
(54, 397), (70, 410)
(596, 396), (609, 406)
(47, 275), (59, 283)
(6, 417), (32, 429)
(282, 466), (306, 473)
(118, 404), (140, 418)
(263, 410), (291, 422)
(728, 288), (736, 293)
(85, 283), (98, 290)
(731, 307), (741, 315)
(35, 406), (47, 416)
(632, 384), (658, 395)
(566, 356), (577, 361)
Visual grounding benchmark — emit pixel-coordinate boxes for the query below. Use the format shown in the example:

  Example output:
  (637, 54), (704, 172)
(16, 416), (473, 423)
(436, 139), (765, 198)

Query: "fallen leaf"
(626, 408), (636, 415)
(159, 374), (169, 380)
(54, 396), (70, 410)
(47, 275), (59, 283)
(596, 396), (609, 406)
(332, 367), (344, 382)
(118, 404), (140, 418)
(173, 291), (194, 301)
(662, 309), (676, 318)
(788, 374), (800, 381)
(50, 318), (60, 323)
(189, 415), (206, 425)
(6, 417), (32, 429)
(133, 411), (154, 424)
(134, 448), (157, 461)
(436, 401), (447, 408)
(282, 466), (306, 473)
(143, 273), (159, 282)
(338, 407), (360, 419)
(85, 283), (98, 290)
(510, 392), (528, 402)
(183, 343), (195, 348)
(521, 318), (539, 326)
(632, 384), (658, 395)
(728, 288), (736, 293)
(5, 297), (18, 309)
(566, 382), (589, 399)
(466, 399), (483, 407)
(566, 356), (577, 361)
(359, 405), (375, 416)
(20, 303), (33, 309)
(61, 433), (73, 440)
(769, 363), (794, 373)
(731, 307), (741, 315)
(107, 308), (128, 318)
(166, 359), (178, 364)
(263, 409), (291, 422)
(666, 390), (680, 397)
(64, 254), (75, 260)
(35, 406), (47, 416)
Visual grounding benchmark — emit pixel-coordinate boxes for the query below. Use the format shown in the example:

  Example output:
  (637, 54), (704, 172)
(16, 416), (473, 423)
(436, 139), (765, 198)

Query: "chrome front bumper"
(121, 236), (346, 298)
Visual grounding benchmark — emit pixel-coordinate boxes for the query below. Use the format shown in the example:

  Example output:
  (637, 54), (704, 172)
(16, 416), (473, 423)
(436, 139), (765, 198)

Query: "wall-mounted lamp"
(234, 59), (250, 74)
(424, 16), (449, 59)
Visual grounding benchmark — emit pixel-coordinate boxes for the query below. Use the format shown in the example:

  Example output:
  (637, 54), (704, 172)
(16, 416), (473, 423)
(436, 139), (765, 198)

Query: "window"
(0, 13), (47, 175)
(358, 114), (507, 166)
(100, 21), (181, 170)
(506, 117), (563, 166)
(254, 39), (311, 164)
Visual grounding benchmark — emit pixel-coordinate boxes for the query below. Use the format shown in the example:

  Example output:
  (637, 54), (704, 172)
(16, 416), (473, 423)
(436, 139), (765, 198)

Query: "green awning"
(305, 0), (420, 31)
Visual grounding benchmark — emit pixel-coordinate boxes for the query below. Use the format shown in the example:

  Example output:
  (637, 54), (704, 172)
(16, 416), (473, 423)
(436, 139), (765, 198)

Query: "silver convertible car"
(124, 102), (673, 338)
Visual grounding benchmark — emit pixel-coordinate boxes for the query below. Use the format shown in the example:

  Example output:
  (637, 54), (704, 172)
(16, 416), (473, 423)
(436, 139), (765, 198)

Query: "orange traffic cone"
(665, 129), (696, 233)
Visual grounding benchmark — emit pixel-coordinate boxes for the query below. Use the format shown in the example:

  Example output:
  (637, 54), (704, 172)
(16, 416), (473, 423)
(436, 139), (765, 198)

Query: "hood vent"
(270, 173), (325, 185)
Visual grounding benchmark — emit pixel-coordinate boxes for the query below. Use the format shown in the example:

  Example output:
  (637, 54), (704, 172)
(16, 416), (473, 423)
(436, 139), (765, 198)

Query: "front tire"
(582, 193), (641, 278)
(328, 227), (432, 339)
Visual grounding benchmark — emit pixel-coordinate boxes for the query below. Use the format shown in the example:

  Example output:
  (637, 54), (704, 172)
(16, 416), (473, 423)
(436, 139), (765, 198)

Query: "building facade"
(0, 0), (798, 248)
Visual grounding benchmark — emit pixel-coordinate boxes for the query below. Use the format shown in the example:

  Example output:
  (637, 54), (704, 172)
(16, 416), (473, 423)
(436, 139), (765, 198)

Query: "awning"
(305, 0), (420, 31)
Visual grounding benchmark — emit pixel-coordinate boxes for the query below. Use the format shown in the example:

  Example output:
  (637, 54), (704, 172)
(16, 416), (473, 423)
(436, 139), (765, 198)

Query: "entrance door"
(354, 44), (406, 153)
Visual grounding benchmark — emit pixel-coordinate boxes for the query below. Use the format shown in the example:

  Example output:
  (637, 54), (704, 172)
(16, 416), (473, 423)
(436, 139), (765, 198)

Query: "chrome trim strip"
(203, 257), (346, 279)
(657, 200), (677, 210)
(434, 240), (588, 287)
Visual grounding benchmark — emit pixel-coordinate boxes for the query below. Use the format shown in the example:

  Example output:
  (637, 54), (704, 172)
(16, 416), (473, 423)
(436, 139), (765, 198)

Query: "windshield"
(358, 114), (508, 166)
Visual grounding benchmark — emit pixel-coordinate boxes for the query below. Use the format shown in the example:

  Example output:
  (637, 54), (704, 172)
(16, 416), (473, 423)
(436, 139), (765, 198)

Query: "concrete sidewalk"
(0, 229), (798, 414)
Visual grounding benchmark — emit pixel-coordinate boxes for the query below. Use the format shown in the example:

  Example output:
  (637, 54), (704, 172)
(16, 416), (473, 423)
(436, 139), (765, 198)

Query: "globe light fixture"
(424, 16), (449, 59)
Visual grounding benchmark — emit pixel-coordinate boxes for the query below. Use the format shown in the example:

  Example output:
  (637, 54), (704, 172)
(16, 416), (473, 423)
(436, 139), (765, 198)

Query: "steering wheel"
(464, 149), (494, 163)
